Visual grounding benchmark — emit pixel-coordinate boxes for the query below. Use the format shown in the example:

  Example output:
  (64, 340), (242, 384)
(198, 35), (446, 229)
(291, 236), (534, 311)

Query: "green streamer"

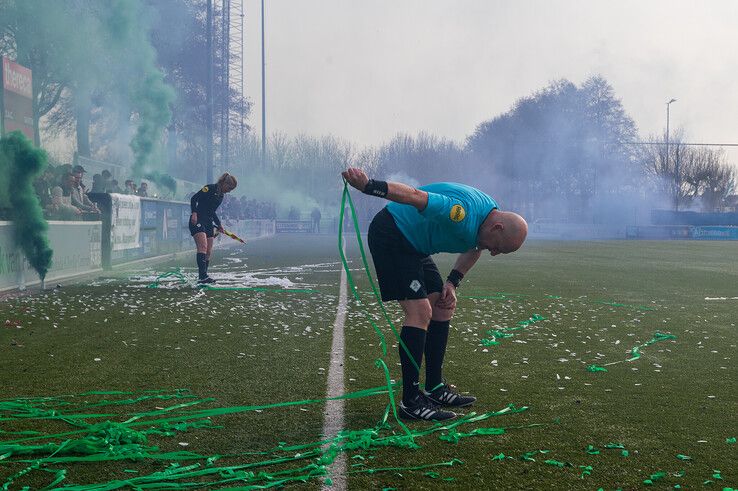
(479, 314), (546, 347)
(520, 449), (550, 462)
(0, 182), (542, 490)
(643, 471), (666, 485)
(586, 445), (600, 455)
(338, 181), (419, 372)
(146, 269), (188, 288)
(348, 458), (462, 475)
(626, 332), (677, 362)
(590, 331), (677, 370)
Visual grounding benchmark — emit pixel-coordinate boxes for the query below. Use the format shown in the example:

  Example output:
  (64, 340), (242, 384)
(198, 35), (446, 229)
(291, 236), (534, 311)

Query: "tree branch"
(38, 83), (66, 117)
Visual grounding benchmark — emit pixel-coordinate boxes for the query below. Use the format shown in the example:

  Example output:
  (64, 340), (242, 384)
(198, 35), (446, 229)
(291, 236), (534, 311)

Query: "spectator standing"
(137, 182), (149, 197)
(109, 180), (123, 193)
(91, 174), (105, 193)
(101, 170), (112, 192)
(311, 207), (322, 233)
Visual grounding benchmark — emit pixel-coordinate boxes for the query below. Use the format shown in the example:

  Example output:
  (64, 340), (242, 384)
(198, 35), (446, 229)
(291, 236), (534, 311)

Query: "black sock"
(399, 326), (426, 404)
(196, 253), (207, 279)
(425, 320), (450, 391)
(205, 257), (210, 273)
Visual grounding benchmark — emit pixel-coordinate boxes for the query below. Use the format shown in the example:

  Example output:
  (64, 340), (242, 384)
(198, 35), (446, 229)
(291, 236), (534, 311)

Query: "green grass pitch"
(1, 236), (736, 489)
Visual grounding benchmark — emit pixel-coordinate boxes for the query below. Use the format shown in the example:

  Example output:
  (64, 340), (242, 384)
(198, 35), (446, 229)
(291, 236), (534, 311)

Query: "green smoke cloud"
(104, 0), (176, 191)
(0, 132), (53, 279)
(144, 171), (177, 195)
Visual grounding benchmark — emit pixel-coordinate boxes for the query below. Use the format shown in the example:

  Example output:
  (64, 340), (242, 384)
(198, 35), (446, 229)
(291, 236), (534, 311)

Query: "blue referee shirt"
(386, 182), (498, 255)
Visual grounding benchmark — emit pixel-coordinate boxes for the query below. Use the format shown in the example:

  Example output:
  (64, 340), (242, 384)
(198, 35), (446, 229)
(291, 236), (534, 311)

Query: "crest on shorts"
(450, 204), (466, 222)
(409, 280), (421, 292)
(202, 186), (209, 193)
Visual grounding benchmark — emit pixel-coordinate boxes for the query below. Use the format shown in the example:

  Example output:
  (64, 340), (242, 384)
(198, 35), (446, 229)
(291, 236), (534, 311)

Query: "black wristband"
(446, 269), (464, 288)
(363, 179), (388, 198)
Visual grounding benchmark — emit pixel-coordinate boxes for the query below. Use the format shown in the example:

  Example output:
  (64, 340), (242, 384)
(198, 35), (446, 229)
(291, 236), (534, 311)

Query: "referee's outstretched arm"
(342, 167), (428, 211)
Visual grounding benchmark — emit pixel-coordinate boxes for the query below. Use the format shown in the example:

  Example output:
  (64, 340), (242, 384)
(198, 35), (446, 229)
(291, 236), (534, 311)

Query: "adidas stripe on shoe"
(425, 382), (476, 407)
(398, 394), (456, 421)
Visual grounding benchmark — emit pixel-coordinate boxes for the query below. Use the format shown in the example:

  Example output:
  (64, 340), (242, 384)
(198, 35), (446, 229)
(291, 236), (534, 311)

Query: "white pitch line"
(320, 250), (349, 491)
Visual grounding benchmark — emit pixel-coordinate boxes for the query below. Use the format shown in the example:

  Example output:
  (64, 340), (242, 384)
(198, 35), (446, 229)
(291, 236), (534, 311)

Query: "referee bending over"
(342, 167), (528, 421)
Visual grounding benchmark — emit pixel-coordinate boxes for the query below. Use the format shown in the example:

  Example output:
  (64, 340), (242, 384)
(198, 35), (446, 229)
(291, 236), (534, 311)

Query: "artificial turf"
(1, 236), (736, 490)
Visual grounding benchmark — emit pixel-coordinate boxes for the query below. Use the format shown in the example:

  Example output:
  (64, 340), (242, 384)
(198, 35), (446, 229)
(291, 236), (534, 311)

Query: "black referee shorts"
(367, 208), (444, 302)
(189, 220), (215, 238)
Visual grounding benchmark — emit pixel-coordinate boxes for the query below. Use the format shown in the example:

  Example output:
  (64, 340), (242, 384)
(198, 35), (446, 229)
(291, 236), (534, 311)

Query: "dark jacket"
(190, 183), (223, 228)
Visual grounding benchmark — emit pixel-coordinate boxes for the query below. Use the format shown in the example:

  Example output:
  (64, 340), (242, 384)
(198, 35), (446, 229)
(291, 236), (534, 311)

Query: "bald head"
(478, 210), (528, 256)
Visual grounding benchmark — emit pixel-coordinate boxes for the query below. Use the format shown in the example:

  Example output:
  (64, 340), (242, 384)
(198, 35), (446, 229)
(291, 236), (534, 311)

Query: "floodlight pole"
(206, 0), (214, 183)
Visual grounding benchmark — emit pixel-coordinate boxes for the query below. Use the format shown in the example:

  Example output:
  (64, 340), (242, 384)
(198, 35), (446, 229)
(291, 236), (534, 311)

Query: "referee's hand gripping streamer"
(342, 168), (388, 198)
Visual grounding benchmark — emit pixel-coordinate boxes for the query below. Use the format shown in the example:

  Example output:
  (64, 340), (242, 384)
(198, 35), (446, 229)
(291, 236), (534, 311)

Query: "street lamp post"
(261, 0), (266, 170)
(666, 98), (677, 210)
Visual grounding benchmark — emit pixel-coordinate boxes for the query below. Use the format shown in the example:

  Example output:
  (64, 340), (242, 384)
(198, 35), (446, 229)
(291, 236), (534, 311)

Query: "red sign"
(2, 57), (32, 98)
(1, 56), (34, 140)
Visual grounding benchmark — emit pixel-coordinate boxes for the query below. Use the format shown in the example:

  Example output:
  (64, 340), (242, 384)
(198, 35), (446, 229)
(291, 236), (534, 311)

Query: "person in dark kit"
(91, 174), (105, 193)
(311, 207), (322, 233)
(342, 167), (528, 421)
(101, 169), (113, 192)
(137, 182), (149, 197)
(190, 172), (238, 284)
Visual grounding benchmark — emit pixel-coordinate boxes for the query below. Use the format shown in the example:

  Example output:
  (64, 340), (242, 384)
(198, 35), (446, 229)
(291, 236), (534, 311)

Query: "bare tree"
(690, 147), (735, 211)
(640, 132), (736, 211)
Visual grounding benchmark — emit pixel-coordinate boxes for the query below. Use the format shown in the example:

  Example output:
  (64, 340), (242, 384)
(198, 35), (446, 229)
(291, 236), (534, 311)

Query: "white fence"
(0, 221), (102, 291)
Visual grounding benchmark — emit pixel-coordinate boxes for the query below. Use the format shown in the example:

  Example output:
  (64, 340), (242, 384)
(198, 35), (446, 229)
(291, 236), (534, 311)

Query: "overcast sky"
(244, 0), (738, 164)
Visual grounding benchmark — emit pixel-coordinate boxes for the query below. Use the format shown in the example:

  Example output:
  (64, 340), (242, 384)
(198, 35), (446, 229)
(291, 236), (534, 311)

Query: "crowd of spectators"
(31, 164), (283, 224)
(34, 163), (153, 220)
(216, 194), (277, 221)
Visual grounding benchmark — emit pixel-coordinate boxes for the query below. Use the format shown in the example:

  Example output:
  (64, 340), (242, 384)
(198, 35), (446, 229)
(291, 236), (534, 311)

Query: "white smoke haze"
(244, 0), (738, 171)
(237, 171), (319, 218)
(4, 0), (735, 234)
(385, 172), (420, 189)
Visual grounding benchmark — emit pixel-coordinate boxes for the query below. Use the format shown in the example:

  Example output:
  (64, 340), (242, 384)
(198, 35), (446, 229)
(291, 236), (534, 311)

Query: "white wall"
(0, 221), (102, 291)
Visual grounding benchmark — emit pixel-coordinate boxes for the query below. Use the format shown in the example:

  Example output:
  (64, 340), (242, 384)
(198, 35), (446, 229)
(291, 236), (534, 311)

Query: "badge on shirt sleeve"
(202, 186), (209, 193)
(450, 204), (466, 222)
